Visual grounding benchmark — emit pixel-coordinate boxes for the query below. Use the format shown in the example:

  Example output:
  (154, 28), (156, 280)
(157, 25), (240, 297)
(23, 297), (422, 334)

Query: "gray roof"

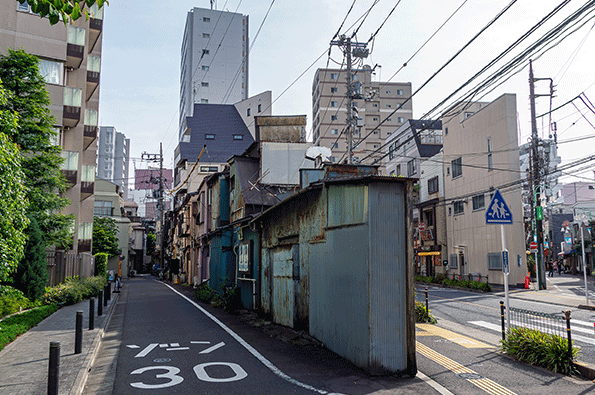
(177, 104), (254, 163)
(410, 119), (442, 158)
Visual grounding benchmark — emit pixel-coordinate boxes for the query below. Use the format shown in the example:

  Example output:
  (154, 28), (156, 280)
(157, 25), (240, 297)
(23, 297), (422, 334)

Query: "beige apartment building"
(312, 66), (412, 168)
(0, 2), (104, 254)
(443, 94), (526, 287)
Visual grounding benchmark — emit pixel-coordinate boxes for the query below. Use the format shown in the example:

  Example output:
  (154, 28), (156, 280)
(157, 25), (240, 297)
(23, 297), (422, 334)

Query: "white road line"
(191, 341), (211, 344)
(417, 371), (455, 395)
(161, 282), (334, 394)
(126, 345), (140, 349)
(469, 321), (595, 345)
(159, 344), (168, 348)
(170, 343), (180, 347)
(166, 347), (190, 351)
(135, 343), (158, 358)
(199, 342), (225, 354)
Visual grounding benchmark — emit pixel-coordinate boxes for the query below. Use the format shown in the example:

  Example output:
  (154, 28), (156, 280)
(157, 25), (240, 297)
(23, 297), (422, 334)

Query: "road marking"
(469, 320), (595, 345)
(191, 341), (211, 344)
(417, 342), (517, 395)
(170, 342), (180, 347)
(199, 341), (225, 354)
(166, 347), (190, 351)
(416, 371), (455, 395)
(135, 343), (158, 358)
(416, 324), (492, 348)
(159, 344), (168, 348)
(161, 282), (333, 394)
(126, 345), (140, 349)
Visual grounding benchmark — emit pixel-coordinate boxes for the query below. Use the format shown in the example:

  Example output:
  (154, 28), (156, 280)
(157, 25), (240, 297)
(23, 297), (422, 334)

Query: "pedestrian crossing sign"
(486, 190), (513, 224)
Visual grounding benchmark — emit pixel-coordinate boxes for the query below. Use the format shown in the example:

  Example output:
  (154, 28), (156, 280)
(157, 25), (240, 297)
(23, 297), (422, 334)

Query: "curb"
(69, 289), (121, 395)
(574, 361), (595, 380)
(578, 304), (595, 311)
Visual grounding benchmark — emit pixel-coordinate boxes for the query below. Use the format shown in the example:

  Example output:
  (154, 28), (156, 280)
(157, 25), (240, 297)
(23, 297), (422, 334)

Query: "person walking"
(548, 262), (554, 277)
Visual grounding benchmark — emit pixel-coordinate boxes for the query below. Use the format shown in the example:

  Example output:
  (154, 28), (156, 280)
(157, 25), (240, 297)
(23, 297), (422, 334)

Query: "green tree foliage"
(13, 216), (48, 300)
(0, 49), (74, 249)
(92, 216), (119, 257)
(17, 0), (107, 26)
(146, 232), (156, 259)
(0, 131), (29, 282)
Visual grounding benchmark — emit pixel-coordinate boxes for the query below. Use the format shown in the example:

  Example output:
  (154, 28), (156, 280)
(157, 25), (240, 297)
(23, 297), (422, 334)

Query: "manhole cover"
(153, 358), (171, 363)
(458, 373), (484, 380)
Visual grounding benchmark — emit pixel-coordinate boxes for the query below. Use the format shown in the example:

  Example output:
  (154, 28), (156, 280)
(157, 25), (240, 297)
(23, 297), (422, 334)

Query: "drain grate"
(458, 372), (484, 380)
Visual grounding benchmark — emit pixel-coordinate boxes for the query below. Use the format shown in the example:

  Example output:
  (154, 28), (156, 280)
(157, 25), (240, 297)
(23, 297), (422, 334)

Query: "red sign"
(418, 222), (427, 231)
(530, 241), (538, 251)
(562, 221), (570, 228)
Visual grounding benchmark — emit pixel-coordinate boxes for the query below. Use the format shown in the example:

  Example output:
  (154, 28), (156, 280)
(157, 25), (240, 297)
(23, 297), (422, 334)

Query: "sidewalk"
(0, 291), (119, 395)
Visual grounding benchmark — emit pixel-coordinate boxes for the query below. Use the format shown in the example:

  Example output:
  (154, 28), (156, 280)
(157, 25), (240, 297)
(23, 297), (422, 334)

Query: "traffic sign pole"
(502, 224), (510, 334)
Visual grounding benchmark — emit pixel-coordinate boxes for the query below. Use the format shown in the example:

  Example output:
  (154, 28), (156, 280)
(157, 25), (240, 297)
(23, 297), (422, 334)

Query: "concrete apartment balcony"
(63, 105), (81, 127)
(62, 170), (77, 188)
(80, 181), (94, 200)
(89, 18), (103, 52)
(83, 125), (98, 149)
(86, 71), (100, 101)
(66, 43), (84, 69)
(78, 239), (92, 253)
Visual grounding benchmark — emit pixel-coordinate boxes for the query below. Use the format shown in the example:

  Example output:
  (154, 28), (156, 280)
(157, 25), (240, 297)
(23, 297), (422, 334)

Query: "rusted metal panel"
(260, 247), (271, 315)
(271, 246), (295, 327)
(327, 184), (367, 227)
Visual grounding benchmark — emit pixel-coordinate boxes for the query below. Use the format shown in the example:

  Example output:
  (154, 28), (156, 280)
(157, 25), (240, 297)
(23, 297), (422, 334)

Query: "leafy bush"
(415, 275), (492, 292)
(0, 286), (37, 318)
(501, 327), (578, 375)
(94, 252), (108, 277)
(196, 282), (216, 303)
(42, 276), (106, 306)
(415, 301), (437, 324)
(0, 304), (58, 351)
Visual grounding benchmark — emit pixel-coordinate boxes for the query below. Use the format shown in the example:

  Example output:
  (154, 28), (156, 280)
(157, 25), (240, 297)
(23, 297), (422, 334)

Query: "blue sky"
(98, 0), (595, 184)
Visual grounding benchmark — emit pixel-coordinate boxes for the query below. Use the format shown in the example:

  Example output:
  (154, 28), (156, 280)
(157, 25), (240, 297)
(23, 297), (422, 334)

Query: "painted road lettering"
(130, 366), (184, 389)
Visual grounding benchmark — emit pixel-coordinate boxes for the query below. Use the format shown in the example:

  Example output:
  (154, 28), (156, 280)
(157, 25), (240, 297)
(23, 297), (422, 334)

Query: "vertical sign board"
(486, 190), (513, 332)
(238, 243), (249, 273)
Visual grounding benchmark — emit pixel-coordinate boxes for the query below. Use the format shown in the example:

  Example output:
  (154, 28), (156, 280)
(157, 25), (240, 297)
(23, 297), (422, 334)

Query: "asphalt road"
(112, 278), (325, 394)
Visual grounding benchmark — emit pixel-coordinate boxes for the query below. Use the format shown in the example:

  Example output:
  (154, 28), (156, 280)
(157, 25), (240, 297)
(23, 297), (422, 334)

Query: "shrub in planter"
(0, 286), (34, 318)
(501, 327), (578, 375)
(42, 276), (106, 306)
(415, 300), (437, 324)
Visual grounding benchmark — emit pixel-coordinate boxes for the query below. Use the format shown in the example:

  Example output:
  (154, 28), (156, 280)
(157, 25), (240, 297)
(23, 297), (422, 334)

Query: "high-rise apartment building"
(0, 1), (104, 254)
(312, 66), (412, 168)
(179, 7), (249, 139)
(97, 126), (130, 197)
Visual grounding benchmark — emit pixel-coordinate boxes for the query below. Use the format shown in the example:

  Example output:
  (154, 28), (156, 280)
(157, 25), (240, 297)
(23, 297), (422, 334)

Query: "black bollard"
(103, 284), (108, 307)
(425, 288), (429, 313)
(75, 311), (83, 354)
(48, 341), (60, 395)
(98, 290), (103, 316)
(107, 282), (112, 299)
(89, 298), (95, 330)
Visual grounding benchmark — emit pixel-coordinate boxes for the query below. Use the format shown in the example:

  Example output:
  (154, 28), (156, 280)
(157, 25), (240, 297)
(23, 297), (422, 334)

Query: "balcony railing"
(62, 170), (77, 188)
(80, 181), (94, 200)
(83, 125), (97, 149)
(63, 105), (81, 127)
(86, 71), (100, 100)
(89, 18), (103, 52)
(66, 43), (84, 69)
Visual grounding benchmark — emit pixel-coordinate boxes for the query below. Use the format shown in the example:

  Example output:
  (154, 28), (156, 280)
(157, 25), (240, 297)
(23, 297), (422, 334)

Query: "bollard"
(89, 298), (95, 330)
(564, 310), (573, 364)
(103, 284), (108, 307)
(500, 301), (505, 341)
(75, 311), (83, 354)
(107, 282), (112, 300)
(425, 288), (429, 314)
(48, 341), (60, 395)
(98, 290), (103, 316)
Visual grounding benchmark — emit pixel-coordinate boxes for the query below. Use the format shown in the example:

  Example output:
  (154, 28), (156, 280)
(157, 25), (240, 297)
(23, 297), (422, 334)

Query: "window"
(464, 112), (474, 119)
(453, 201), (464, 215)
(445, 127), (448, 135)
(352, 74), (358, 81)
(81, 165), (95, 182)
(202, 49), (210, 55)
(330, 73), (338, 80)
(353, 102), (358, 107)
(373, 103), (378, 108)
(331, 143), (338, 149)
(94, 200), (113, 216)
(258, 104), (262, 112)
(386, 104), (392, 108)
(397, 89), (404, 95)
(60, 151), (79, 170)
(205, 134), (215, 140)
(203, 33), (210, 38)
(472, 194), (485, 211)
(200, 166), (218, 172)
(331, 129), (338, 135)
(331, 115), (338, 121)
(386, 118), (392, 122)
(428, 176), (439, 194)
(84, 109), (98, 126)
(63, 87), (82, 107)
(386, 90), (391, 94)
(452, 157), (462, 178)
(373, 117), (378, 121)
(407, 159), (416, 176)
(330, 156), (338, 163)
(201, 82), (209, 87)
(331, 87), (338, 93)
(78, 222), (93, 240)
(17, 1), (29, 11)
(200, 98), (208, 103)
(67, 25), (85, 46)
(449, 254), (458, 269)
(396, 164), (401, 176)
(88, 55), (101, 73)
(487, 137), (493, 171)
(233, 134), (243, 140)
(202, 65), (209, 71)
(373, 130), (379, 135)
(247, 108), (251, 116)
(203, 17), (210, 22)
(420, 128), (443, 144)
(330, 101), (338, 107)
(488, 253), (502, 270)
(39, 59), (64, 85)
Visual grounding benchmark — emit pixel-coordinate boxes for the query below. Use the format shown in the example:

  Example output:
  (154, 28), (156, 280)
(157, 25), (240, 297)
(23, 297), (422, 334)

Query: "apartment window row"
(407, 158), (416, 176)
(200, 166), (218, 172)
(204, 134), (244, 141)
(428, 176), (439, 194)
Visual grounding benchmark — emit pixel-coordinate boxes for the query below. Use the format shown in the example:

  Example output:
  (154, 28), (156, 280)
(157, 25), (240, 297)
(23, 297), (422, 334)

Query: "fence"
(500, 302), (573, 361)
(46, 251), (95, 287)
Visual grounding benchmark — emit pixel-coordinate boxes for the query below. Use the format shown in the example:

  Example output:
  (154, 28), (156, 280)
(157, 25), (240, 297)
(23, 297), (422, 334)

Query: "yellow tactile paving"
(416, 323), (493, 348)
(417, 342), (517, 395)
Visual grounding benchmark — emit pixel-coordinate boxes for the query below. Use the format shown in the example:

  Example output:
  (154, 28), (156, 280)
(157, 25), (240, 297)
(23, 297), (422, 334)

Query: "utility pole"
(529, 60), (554, 290)
(142, 144), (165, 271)
(330, 35), (368, 165)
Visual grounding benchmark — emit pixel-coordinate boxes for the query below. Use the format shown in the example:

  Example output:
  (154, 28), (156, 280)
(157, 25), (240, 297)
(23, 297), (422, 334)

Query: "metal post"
(500, 301), (505, 341)
(425, 288), (428, 314)
(89, 298), (95, 330)
(103, 284), (108, 306)
(581, 223), (589, 305)
(48, 341), (60, 395)
(502, 224), (510, 334)
(98, 290), (103, 316)
(75, 311), (83, 354)
(564, 310), (572, 363)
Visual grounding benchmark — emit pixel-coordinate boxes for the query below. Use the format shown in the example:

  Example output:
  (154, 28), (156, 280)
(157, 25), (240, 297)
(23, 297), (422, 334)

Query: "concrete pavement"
(0, 290), (119, 395)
